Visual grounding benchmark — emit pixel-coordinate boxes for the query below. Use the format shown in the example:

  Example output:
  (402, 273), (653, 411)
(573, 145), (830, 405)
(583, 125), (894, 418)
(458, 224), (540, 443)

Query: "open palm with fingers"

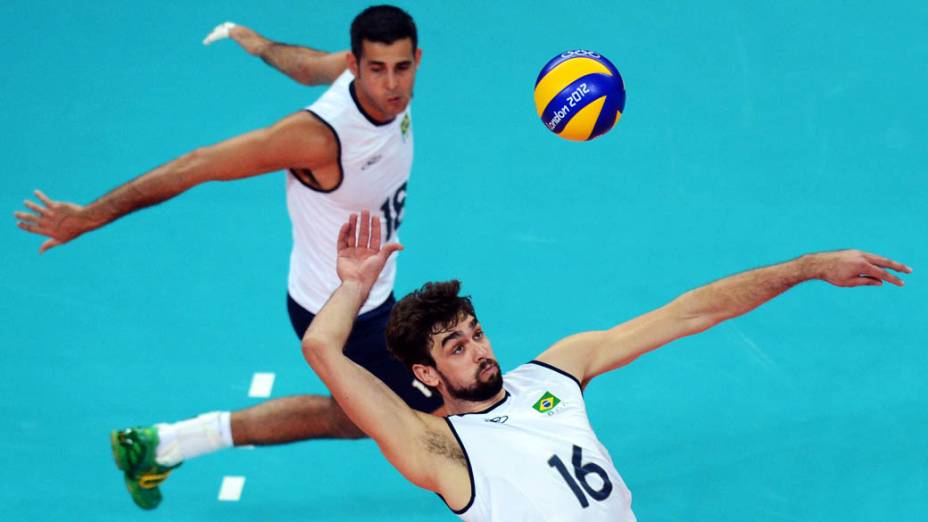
(13, 190), (97, 253)
(336, 210), (404, 290)
(813, 250), (912, 287)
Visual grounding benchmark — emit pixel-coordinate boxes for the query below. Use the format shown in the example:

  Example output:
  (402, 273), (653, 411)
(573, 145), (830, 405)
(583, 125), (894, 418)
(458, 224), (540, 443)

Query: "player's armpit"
(302, 339), (468, 496)
(415, 418), (473, 511)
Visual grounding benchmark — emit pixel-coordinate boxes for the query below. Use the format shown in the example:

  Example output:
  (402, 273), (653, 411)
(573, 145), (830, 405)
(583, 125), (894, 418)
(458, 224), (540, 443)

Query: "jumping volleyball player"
(304, 211), (910, 521)
(13, 6), (438, 510)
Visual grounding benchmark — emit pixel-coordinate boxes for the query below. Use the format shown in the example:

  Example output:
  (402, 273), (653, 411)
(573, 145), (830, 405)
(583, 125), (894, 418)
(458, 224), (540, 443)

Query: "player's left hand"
(336, 209), (403, 291)
(808, 249), (912, 287)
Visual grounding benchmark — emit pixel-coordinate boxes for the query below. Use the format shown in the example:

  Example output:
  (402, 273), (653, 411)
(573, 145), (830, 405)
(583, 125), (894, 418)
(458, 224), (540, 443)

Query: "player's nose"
(385, 70), (398, 90)
(472, 342), (490, 361)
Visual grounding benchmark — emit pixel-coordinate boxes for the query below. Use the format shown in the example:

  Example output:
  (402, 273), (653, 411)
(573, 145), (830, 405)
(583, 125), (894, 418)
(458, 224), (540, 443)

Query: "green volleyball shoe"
(110, 426), (180, 510)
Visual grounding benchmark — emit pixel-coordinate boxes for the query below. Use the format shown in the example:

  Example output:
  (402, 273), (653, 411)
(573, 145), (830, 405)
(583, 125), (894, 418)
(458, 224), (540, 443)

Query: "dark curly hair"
(386, 280), (476, 369)
(350, 5), (418, 59)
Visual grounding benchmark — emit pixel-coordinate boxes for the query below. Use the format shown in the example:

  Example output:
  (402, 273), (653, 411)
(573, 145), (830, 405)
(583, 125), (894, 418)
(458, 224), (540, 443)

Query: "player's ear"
(412, 363), (440, 388)
(414, 48), (422, 67)
(347, 51), (359, 77)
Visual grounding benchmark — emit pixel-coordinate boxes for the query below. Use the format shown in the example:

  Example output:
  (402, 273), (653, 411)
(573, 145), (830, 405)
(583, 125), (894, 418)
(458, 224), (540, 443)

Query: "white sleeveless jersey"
(445, 362), (636, 522)
(286, 70), (413, 314)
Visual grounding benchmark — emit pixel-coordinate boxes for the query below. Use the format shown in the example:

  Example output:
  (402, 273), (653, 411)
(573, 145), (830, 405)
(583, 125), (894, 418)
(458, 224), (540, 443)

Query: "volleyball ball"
(534, 50), (626, 141)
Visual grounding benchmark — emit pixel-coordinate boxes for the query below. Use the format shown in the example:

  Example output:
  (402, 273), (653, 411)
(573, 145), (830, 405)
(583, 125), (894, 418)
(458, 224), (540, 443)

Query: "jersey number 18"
(380, 182), (406, 241)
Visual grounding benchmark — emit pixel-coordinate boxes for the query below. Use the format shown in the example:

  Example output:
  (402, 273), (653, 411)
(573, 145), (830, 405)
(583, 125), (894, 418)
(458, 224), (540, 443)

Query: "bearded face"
(438, 358), (503, 402)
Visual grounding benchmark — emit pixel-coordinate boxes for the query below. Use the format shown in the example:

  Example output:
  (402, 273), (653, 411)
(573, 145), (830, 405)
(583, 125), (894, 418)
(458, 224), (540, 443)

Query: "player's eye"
(474, 331), (484, 340)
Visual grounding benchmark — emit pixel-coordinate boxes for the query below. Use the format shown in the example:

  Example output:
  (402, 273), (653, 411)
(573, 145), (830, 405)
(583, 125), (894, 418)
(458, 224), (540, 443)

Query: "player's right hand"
(336, 210), (403, 290)
(14, 190), (94, 253)
(202, 22), (237, 46)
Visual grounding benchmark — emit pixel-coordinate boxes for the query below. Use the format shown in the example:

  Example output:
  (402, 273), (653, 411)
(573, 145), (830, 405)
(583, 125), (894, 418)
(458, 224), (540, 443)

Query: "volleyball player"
(302, 210), (910, 521)
(14, 6), (441, 510)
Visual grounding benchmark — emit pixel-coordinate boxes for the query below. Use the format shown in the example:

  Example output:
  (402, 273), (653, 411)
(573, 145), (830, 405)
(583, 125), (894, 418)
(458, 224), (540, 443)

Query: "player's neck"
(443, 388), (508, 416)
(351, 81), (392, 124)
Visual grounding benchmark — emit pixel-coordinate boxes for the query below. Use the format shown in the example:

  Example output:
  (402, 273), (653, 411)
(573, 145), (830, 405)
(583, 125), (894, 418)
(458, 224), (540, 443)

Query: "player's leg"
(110, 294), (438, 509)
(231, 394), (364, 443)
(110, 411), (230, 510)
(109, 295), (347, 510)
(111, 396), (368, 509)
(226, 293), (366, 443)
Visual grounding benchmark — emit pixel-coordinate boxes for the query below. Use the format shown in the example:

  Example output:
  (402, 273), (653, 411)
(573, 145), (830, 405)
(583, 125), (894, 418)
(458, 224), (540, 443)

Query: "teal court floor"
(1, 1), (925, 520)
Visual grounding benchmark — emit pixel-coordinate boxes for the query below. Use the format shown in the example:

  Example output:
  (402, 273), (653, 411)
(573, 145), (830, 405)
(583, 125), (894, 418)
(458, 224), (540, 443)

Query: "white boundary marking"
(248, 372), (276, 398)
(218, 476), (246, 501)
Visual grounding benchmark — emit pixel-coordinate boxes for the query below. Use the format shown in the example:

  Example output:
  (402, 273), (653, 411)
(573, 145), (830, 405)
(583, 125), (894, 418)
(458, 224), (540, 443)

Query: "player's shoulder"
(506, 361), (583, 391)
(313, 52), (351, 85)
(330, 66), (354, 85)
(271, 111), (337, 145)
(254, 111), (339, 170)
(309, 68), (354, 110)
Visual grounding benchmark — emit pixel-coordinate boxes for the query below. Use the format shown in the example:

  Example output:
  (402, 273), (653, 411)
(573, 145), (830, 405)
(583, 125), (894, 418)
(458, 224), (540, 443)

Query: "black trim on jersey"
(439, 418), (476, 515)
(290, 167), (321, 188)
(349, 81), (395, 127)
(288, 110), (344, 194)
(529, 360), (583, 391)
(450, 391), (511, 417)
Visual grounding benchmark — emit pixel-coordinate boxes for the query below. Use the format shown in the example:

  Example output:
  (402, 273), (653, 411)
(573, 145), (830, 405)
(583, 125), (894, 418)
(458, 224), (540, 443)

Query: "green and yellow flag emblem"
(400, 113), (411, 141)
(532, 391), (561, 413)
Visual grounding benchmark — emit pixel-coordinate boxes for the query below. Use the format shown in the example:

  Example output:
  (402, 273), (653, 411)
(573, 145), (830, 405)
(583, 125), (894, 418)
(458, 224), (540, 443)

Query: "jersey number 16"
(548, 445), (613, 509)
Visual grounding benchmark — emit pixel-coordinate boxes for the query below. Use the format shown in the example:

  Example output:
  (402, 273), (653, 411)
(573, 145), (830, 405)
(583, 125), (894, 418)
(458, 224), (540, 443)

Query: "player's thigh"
(287, 293), (314, 339)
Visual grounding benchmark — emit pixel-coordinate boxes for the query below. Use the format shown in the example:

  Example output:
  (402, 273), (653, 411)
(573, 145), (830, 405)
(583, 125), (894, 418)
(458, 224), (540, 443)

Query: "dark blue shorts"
(287, 293), (443, 413)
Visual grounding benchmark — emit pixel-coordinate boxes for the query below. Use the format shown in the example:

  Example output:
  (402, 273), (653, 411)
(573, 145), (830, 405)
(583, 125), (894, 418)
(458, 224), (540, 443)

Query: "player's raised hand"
(807, 250), (912, 287)
(203, 22), (236, 45)
(203, 22), (268, 56)
(14, 190), (98, 253)
(336, 210), (403, 289)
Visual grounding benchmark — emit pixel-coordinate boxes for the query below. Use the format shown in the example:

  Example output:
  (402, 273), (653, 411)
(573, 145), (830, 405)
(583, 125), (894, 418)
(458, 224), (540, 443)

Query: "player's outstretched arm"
(537, 250), (912, 386)
(203, 22), (348, 86)
(301, 211), (467, 496)
(14, 112), (333, 253)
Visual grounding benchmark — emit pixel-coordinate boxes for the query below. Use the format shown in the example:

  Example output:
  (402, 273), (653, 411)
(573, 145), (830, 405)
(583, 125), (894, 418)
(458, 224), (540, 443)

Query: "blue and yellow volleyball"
(534, 50), (626, 141)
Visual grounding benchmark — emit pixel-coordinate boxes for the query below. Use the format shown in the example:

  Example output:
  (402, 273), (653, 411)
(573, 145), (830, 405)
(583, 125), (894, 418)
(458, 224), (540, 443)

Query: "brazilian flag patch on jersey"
(400, 113), (411, 141)
(532, 391), (561, 413)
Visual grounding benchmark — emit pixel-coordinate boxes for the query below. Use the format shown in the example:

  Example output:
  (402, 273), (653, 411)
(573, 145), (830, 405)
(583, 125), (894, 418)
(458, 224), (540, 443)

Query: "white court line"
(225, 372), (275, 501)
(218, 476), (246, 501)
(248, 372), (276, 398)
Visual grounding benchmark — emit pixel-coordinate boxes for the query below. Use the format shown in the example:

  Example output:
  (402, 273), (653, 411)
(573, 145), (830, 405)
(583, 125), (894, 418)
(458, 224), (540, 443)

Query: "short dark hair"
(350, 5), (418, 59)
(386, 280), (476, 369)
